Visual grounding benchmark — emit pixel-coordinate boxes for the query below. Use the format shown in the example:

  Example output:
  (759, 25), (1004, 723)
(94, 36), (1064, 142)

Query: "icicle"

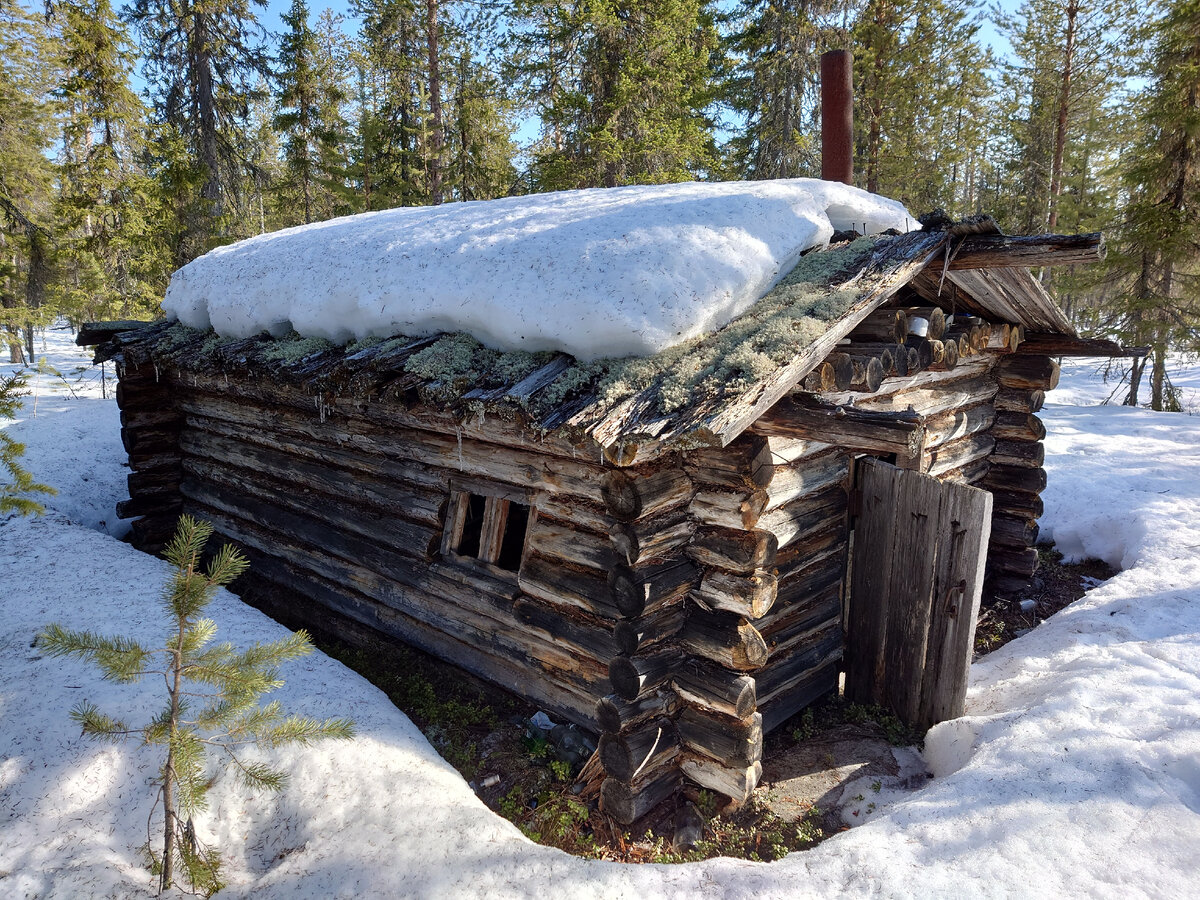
(154, 363), (161, 382)
(455, 426), (463, 469)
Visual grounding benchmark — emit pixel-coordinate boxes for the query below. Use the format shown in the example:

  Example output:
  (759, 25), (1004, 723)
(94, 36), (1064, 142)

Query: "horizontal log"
(127, 450), (184, 474)
(526, 517), (618, 570)
(600, 767), (681, 825)
(996, 355), (1060, 391)
(758, 658), (841, 733)
(982, 464), (1048, 495)
(927, 433), (996, 479)
(771, 544), (845, 611)
(904, 335), (934, 370)
(840, 341), (909, 377)
(599, 717), (679, 782)
(609, 558), (699, 618)
(754, 622), (843, 707)
(596, 690), (680, 735)
(986, 323), (1017, 353)
(801, 360), (836, 392)
(671, 663), (757, 721)
(924, 402), (995, 448)
(692, 569), (778, 619)
(849, 355), (885, 392)
(759, 484), (848, 552)
(120, 406), (182, 429)
(609, 508), (693, 566)
(121, 425), (181, 456)
(826, 352), (855, 391)
(848, 307), (907, 344)
(679, 755), (761, 804)
(130, 513), (178, 550)
(995, 387), (1045, 414)
(679, 607), (769, 671)
(947, 231), (1104, 269)
(601, 467), (693, 521)
(676, 707), (763, 768)
(990, 513), (1039, 548)
(116, 494), (181, 520)
(179, 426), (447, 527)
(127, 467), (181, 496)
(754, 396), (927, 459)
(924, 338), (960, 372)
(760, 576), (843, 648)
(991, 411), (1046, 443)
(518, 553), (622, 620)
(773, 522), (847, 583)
(227, 538), (602, 727)
(988, 487), (1045, 519)
(608, 646), (683, 701)
(687, 527), (778, 574)
(613, 601), (687, 655)
(763, 451), (850, 512)
(1016, 332), (1144, 357)
(690, 487), (770, 530)
(683, 433), (774, 489)
(989, 573), (1035, 596)
(990, 439), (1045, 468)
(817, 358), (996, 415)
(513, 598), (617, 663)
(534, 495), (613, 536)
(988, 545), (1040, 578)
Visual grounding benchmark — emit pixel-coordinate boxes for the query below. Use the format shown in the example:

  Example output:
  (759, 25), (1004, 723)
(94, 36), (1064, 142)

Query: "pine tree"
(126, 0), (273, 261)
(37, 516), (354, 896)
(1105, 0), (1200, 409)
(1, 371), (56, 516)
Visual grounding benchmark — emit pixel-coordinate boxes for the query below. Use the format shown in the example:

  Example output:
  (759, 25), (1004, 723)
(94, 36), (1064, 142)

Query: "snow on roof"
(163, 179), (916, 362)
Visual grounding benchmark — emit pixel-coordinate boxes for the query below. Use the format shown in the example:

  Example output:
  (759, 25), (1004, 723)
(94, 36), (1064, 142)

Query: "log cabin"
(82, 215), (1132, 826)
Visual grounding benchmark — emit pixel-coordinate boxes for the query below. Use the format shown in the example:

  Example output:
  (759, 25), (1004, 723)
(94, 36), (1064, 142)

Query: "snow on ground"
(163, 179), (915, 360)
(3, 332), (1200, 898)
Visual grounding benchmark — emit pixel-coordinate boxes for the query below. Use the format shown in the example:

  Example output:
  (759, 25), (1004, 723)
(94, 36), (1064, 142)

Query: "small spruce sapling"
(38, 515), (354, 895)
(0, 370), (56, 515)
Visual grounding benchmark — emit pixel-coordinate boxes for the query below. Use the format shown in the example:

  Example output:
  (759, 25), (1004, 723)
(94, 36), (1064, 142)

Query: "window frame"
(441, 478), (535, 579)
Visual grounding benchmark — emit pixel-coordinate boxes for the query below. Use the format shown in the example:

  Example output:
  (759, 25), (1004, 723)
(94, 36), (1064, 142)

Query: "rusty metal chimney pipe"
(821, 50), (854, 186)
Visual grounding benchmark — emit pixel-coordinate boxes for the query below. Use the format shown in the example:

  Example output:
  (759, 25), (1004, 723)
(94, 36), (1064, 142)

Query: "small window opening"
(496, 502), (530, 571)
(456, 493), (488, 558)
(446, 490), (531, 575)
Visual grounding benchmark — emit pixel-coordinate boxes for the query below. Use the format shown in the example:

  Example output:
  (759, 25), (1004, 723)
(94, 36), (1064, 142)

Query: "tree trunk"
(160, 627), (185, 893)
(425, 0), (444, 204)
(1125, 355), (1145, 407)
(1046, 0), (1079, 234)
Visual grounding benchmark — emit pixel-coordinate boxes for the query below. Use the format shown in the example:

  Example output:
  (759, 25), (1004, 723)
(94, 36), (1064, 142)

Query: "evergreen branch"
(69, 701), (132, 742)
(36, 624), (150, 682)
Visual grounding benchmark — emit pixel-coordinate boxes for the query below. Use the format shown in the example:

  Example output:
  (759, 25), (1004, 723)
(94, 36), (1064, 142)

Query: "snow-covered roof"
(163, 179), (916, 362)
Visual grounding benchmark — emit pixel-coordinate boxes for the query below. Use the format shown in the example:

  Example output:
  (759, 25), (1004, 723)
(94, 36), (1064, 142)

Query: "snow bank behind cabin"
(163, 179), (915, 361)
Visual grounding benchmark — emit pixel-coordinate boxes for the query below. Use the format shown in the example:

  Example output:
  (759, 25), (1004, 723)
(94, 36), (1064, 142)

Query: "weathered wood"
(763, 451), (850, 512)
(600, 767), (681, 825)
(1015, 332), (1143, 357)
(526, 517), (618, 570)
(772, 520), (847, 582)
(771, 542), (845, 608)
(77, 320), (153, 346)
(988, 487), (1045, 519)
(519, 553), (623, 620)
(535, 495), (614, 536)
(924, 338), (960, 372)
(608, 646), (683, 701)
(179, 427), (447, 526)
(679, 607), (769, 671)
(904, 306), (947, 340)
(758, 659), (841, 733)
(513, 598), (618, 663)
(609, 508), (694, 565)
(601, 467), (693, 521)
(849, 307), (907, 343)
(599, 717), (679, 782)
(613, 602), (687, 655)
(991, 439), (1045, 468)
(679, 755), (761, 804)
(116, 494), (181, 520)
(801, 361), (837, 392)
(609, 558), (699, 618)
(596, 690), (680, 735)
(692, 569), (778, 619)
(848, 355), (885, 392)
(676, 708), (763, 767)
(904, 335), (934, 370)
(988, 545), (1040, 578)
(996, 355), (1060, 391)
(982, 464), (1047, 494)
(122, 425), (181, 456)
(127, 467), (181, 496)
(995, 387), (1045, 414)
(120, 406), (182, 429)
(842, 341), (909, 376)
(947, 231), (1104, 269)
(754, 396), (927, 459)
(827, 352), (855, 391)
(927, 433), (996, 479)
(690, 487), (770, 530)
(924, 403), (995, 448)
(671, 664), (757, 720)
(684, 433), (774, 489)
(990, 513), (1039, 548)
(687, 527), (778, 574)
(819, 365), (998, 419)
(991, 411), (1046, 443)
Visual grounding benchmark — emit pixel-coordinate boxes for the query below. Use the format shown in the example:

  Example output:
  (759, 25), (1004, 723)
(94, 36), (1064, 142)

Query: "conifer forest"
(0, 0), (1196, 407)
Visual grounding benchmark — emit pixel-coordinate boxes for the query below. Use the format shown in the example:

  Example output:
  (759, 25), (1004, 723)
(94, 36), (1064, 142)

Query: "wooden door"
(845, 457), (993, 729)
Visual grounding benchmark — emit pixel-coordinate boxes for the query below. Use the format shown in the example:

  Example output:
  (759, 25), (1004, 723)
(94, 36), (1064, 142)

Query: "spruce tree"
(1105, 0), (1200, 409)
(37, 516), (354, 896)
(0, 371), (56, 516)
